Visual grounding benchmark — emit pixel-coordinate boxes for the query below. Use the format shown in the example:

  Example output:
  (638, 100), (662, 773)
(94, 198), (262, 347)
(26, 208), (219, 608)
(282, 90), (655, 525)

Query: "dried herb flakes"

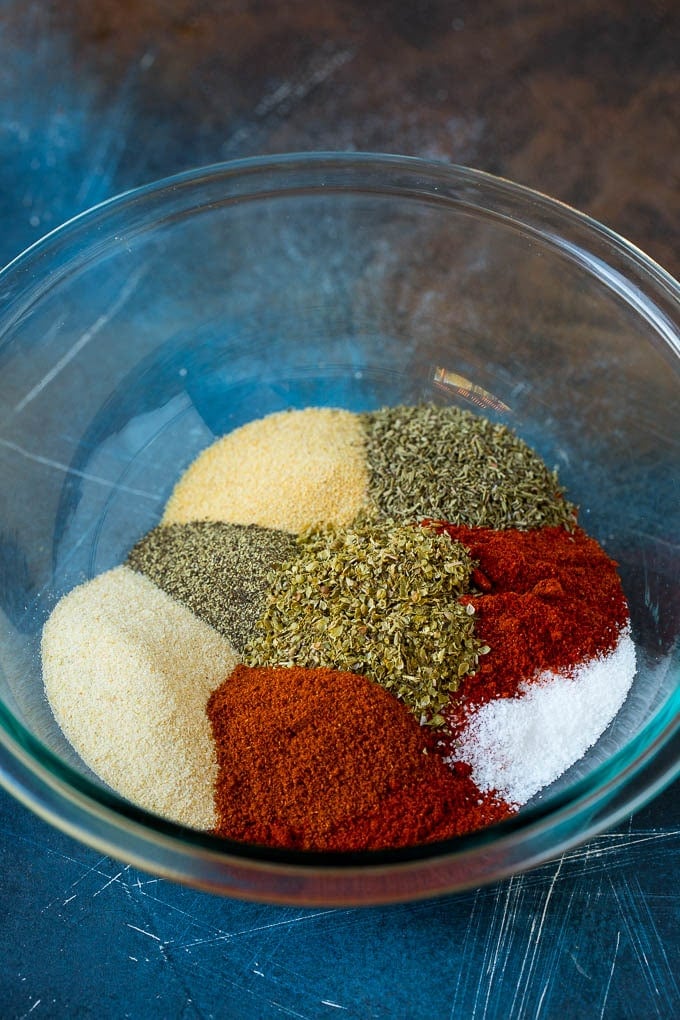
(245, 516), (485, 724)
(361, 404), (576, 530)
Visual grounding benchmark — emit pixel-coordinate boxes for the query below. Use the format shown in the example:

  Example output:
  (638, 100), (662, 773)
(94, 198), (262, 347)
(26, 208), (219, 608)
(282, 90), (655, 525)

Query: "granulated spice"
(163, 407), (369, 533)
(361, 404), (576, 529)
(245, 516), (485, 723)
(207, 665), (512, 851)
(454, 631), (636, 805)
(41, 566), (239, 829)
(127, 521), (296, 653)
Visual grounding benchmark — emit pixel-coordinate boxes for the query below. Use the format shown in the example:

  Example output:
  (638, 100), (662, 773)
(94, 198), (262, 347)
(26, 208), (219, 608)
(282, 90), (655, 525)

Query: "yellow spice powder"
(163, 407), (369, 534)
(41, 565), (239, 830)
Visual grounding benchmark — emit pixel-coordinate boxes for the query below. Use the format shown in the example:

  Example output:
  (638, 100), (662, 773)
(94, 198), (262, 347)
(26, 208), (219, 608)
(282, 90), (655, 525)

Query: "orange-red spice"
(207, 664), (511, 851)
(425, 523), (630, 735)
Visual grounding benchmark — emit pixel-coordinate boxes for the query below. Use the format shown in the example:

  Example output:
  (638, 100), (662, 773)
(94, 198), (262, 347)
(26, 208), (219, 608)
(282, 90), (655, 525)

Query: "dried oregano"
(244, 516), (487, 725)
(360, 404), (576, 529)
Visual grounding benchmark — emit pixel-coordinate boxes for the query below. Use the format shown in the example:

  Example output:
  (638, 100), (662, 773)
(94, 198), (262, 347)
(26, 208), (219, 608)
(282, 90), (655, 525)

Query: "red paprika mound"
(425, 523), (630, 730)
(207, 664), (512, 851)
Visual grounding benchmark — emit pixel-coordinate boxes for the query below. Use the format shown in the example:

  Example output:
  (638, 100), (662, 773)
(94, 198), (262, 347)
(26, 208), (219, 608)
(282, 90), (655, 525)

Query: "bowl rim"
(1, 151), (678, 360)
(0, 151), (678, 903)
(2, 149), (679, 298)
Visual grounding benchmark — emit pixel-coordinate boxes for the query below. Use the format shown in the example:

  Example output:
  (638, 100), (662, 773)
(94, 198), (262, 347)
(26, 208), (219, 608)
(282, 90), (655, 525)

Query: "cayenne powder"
(207, 664), (511, 851)
(425, 523), (630, 731)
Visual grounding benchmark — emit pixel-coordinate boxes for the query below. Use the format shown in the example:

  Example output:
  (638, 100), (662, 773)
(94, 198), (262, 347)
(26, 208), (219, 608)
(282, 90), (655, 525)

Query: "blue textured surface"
(2, 786), (679, 1019)
(0, 2), (678, 1016)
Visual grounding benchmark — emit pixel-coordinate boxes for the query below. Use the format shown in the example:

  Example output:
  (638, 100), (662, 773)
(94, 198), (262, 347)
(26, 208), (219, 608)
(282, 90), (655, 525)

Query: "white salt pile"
(41, 565), (239, 829)
(454, 629), (637, 805)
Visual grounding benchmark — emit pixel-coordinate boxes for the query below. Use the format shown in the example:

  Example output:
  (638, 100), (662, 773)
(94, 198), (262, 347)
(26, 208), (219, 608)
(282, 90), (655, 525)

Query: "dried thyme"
(127, 521), (297, 654)
(245, 516), (487, 725)
(360, 404), (576, 529)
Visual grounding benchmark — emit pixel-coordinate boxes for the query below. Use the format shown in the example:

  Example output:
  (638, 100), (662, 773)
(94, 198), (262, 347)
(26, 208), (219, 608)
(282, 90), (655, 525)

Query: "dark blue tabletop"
(1, 2), (678, 1017)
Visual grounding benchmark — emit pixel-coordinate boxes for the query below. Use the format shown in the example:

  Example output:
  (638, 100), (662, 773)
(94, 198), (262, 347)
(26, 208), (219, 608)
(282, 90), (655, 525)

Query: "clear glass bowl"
(0, 153), (677, 906)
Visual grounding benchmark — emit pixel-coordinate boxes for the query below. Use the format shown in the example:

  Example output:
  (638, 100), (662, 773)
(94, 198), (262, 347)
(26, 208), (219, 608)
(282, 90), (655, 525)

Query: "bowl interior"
(0, 156), (678, 902)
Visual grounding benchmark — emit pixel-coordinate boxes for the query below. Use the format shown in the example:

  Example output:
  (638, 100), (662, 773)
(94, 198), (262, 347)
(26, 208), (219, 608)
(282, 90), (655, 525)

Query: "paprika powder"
(207, 664), (512, 851)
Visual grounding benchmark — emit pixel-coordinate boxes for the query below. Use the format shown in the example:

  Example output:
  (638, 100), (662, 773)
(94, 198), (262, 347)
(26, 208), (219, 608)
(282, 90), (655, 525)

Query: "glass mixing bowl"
(0, 153), (677, 906)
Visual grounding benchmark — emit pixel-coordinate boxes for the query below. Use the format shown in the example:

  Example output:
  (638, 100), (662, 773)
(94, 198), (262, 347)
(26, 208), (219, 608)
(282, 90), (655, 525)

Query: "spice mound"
(245, 516), (485, 724)
(207, 665), (511, 851)
(163, 406), (369, 533)
(40, 400), (637, 851)
(127, 521), (296, 654)
(430, 523), (631, 710)
(361, 404), (577, 529)
(41, 566), (238, 829)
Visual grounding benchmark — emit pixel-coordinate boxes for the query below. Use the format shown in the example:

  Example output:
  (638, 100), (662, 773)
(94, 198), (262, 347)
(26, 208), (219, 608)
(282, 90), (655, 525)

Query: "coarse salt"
(453, 627), (636, 805)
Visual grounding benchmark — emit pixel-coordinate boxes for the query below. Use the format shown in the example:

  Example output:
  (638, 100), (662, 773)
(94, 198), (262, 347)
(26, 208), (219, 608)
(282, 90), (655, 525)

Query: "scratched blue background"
(1, 2), (679, 1017)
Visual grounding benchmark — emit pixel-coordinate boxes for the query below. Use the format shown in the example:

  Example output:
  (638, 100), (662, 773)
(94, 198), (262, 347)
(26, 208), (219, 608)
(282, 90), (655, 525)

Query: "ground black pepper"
(127, 520), (297, 653)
